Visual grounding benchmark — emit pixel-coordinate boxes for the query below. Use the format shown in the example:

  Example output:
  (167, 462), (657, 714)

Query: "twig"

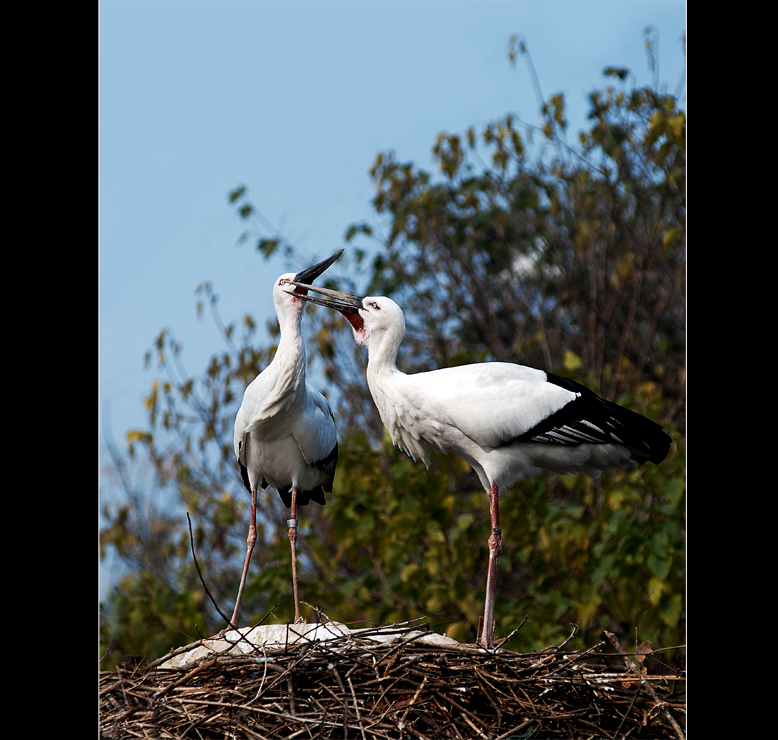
(348, 675), (367, 740)
(186, 512), (236, 630)
(185, 512), (276, 655)
(604, 630), (685, 740)
(252, 643), (270, 702)
(494, 615), (529, 648)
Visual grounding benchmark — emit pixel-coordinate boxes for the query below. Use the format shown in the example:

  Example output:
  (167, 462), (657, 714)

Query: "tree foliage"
(100, 34), (685, 671)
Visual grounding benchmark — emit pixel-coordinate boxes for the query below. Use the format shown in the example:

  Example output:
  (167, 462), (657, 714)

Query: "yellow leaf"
(647, 576), (666, 606)
(563, 349), (582, 373)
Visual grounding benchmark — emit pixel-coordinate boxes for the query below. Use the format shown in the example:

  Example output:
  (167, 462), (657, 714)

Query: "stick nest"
(99, 622), (685, 739)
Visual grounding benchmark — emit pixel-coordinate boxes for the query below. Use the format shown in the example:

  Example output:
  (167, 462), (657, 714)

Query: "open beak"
(284, 252), (364, 331)
(289, 282), (364, 315)
(291, 249), (344, 293)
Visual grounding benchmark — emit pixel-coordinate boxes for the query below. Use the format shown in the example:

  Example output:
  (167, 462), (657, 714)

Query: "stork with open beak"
(230, 249), (343, 630)
(291, 281), (671, 648)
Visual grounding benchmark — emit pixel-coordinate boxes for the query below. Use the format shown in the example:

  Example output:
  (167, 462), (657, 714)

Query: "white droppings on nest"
(159, 622), (463, 669)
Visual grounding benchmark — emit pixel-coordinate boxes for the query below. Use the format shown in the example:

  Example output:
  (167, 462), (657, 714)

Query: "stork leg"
(287, 486), (302, 623)
(230, 488), (258, 630)
(479, 481), (503, 648)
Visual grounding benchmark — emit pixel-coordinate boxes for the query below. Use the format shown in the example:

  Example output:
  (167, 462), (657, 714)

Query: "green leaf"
(228, 185), (246, 203)
(603, 66), (630, 81)
(258, 238), (279, 257)
(345, 222), (373, 241)
(659, 593), (683, 628)
(648, 552), (672, 581)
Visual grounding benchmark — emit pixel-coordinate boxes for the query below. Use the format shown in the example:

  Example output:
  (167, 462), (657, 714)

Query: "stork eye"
(370, 301), (379, 310)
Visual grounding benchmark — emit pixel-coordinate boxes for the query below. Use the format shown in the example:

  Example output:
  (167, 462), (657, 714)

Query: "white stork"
(230, 249), (342, 630)
(291, 283), (671, 648)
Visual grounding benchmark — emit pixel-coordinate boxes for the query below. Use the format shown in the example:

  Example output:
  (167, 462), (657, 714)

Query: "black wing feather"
(277, 441), (339, 508)
(515, 373), (670, 464)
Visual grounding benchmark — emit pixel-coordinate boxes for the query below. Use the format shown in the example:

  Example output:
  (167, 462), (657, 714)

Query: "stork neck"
(363, 320), (405, 403)
(366, 343), (401, 377)
(366, 322), (404, 369)
(365, 346), (403, 408)
(272, 313), (307, 389)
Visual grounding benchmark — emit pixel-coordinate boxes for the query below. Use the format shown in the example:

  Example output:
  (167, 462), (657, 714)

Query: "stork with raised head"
(229, 249), (342, 630)
(291, 283), (671, 648)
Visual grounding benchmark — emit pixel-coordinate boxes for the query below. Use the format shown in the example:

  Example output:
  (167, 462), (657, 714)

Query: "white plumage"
(292, 284), (671, 648)
(234, 348), (337, 507)
(228, 250), (341, 630)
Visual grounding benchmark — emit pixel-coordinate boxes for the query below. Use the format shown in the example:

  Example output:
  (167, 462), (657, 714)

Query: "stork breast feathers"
(377, 387), (431, 466)
(239, 367), (304, 437)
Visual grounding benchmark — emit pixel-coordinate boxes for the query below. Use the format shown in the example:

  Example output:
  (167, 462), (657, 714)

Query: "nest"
(99, 621), (685, 739)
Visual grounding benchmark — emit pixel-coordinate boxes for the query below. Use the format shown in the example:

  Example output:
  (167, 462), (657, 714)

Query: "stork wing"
(419, 362), (580, 450)
(292, 386), (338, 467)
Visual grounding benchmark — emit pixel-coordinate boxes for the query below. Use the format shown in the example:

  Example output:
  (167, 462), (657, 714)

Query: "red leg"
(288, 486), (301, 623)
(230, 488), (257, 630)
(479, 481), (503, 648)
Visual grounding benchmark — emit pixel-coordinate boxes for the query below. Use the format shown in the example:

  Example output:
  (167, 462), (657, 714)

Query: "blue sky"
(99, 0), (686, 470)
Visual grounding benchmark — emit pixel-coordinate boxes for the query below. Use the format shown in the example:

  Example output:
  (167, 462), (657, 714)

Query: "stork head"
(274, 248), (344, 314)
(290, 282), (406, 354)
